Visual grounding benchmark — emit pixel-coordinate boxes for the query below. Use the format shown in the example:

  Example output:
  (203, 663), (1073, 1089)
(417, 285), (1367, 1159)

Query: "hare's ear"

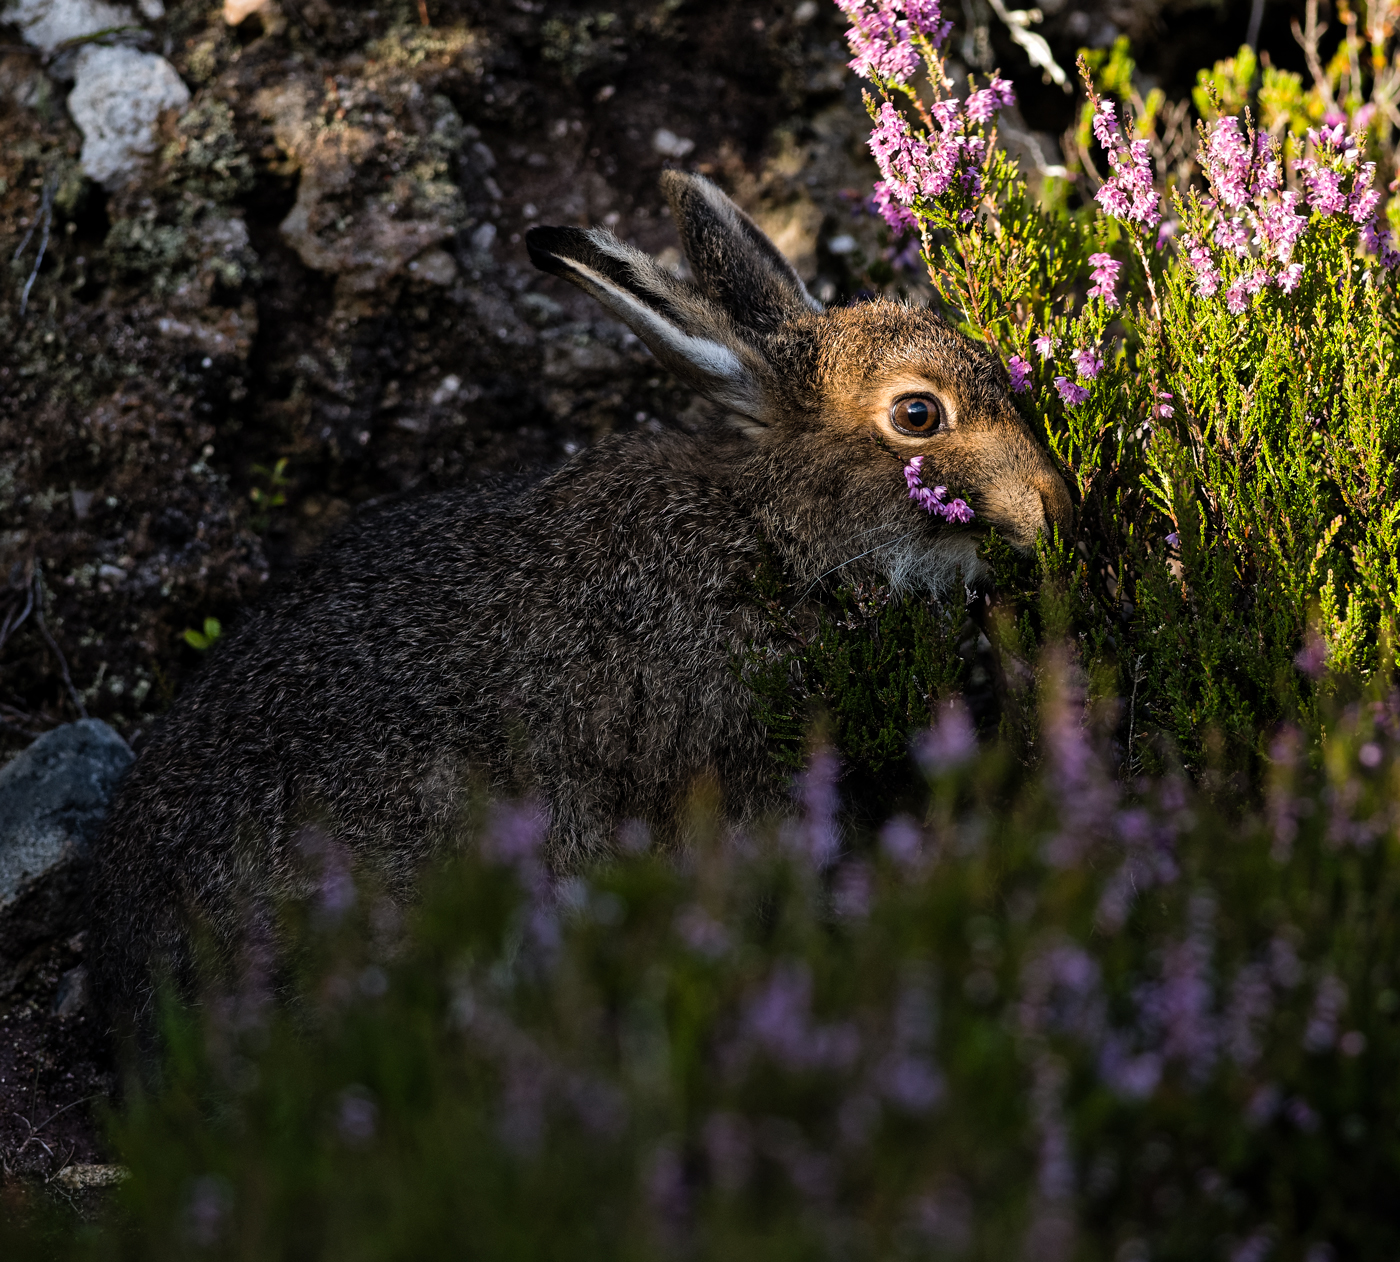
(527, 225), (770, 419)
(660, 170), (823, 335)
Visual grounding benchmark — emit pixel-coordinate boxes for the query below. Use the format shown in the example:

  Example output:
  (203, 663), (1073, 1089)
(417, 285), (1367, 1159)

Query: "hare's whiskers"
(799, 528), (921, 602)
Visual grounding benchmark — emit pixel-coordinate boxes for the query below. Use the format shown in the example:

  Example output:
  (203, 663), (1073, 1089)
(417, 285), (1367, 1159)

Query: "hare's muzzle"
(973, 441), (1074, 551)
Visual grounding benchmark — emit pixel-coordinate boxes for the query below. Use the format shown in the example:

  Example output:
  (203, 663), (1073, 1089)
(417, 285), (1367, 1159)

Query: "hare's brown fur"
(88, 172), (1070, 1031)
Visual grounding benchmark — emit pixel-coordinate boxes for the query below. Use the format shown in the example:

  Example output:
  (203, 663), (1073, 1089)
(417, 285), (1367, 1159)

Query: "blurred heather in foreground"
(7, 676), (1397, 1258)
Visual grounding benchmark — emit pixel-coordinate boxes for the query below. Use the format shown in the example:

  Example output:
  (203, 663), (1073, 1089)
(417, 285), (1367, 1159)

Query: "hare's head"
(527, 172), (1072, 596)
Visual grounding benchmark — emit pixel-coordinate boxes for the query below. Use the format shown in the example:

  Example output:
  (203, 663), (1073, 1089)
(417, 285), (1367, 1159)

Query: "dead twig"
(13, 170), (55, 318)
(30, 565), (88, 720)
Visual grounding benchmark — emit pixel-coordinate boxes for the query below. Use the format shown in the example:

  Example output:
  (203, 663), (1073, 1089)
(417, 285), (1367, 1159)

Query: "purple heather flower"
(791, 747), (841, 868)
(337, 1087), (378, 1145)
(1007, 353), (1031, 392)
(1086, 251), (1122, 306)
(1224, 963), (1273, 1068)
(879, 813), (924, 866)
(1135, 899), (1219, 1082)
(1165, 531), (1181, 548)
(1156, 218), (1177, 249)
(833, 860), (874, 918)
(915, 701), (977, 771)
(743, 961), (861, 1071)
(485, 800), (550, 888)
(1231, 1232), (1275, 1262)
(1071, 346), (1103, 380)
(297, 826), (357, 919)
(872, 179), (919, 233)
(1089, 92), (1161, 228)
(702, 1112), (753, 1194)
(904, 458), (975, 523)
(1054, 376), (1090, 406)
(1033, 332), (1057, 359)
(1091, 98), (1117, 149)
(1303, 974), (1347, 1052)
(1257, 192), (1308, 264)
(1214, 215), (1251, 258)
(1201, 116), (1253, 211)
(837, 0), (926, 84)
(1294, 631), (1328, 679)
(965, 75), (1015, 123)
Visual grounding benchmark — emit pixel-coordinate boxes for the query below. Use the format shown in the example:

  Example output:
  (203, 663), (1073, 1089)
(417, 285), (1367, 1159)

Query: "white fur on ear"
(529, 227), (768, 420)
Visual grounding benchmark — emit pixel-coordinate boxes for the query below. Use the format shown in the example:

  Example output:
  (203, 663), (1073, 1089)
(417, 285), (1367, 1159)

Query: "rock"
(53, 963), (89, 1015)
(67, 45), (190, 187)
(0, 720), (133, 962)
(4, 0), (139, 55)
(53, 1163), (130, 1190)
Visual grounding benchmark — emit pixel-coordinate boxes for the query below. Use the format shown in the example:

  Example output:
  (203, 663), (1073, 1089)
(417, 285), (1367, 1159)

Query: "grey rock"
(54, 964), (90, 1016)
(0, 720), (133, 961)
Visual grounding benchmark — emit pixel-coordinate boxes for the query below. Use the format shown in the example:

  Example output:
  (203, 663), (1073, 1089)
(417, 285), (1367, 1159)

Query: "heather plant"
(9, 681), (1400, 1258)
(795, 0), (1400, 782)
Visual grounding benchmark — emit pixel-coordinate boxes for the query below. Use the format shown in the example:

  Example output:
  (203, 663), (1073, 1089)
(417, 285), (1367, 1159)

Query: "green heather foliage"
(9, 690), (1400, 1259)
(15, 4), (1400, 1257)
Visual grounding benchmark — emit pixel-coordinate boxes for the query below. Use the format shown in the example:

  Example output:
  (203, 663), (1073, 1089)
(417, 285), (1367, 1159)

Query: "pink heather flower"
(866, 99), (992, 222)
(1033, 332), (1057, 359)
(1054, 376), (1090, 406)
(872, 179), (919, 233)
(1213, 216), (1250, 258)
(966, 75), (1015, 123)
(1200, 116), (1253, 210)
(1351, 163), (1382, 222)
(1257, 192), (1308, 264)
(1156, 219), (1177, 249)
(1089, 92), (1161, 228)
(839, 0), (953, 85)
(1361, 217), (1400, 270)
(1306, 166), (1348, 215)
(1276, 262), (1304, 293)
(904, 458), (975, 522)
(1071, 347), (1102, 380)
(1086, 251), (1122, 307)
(1154, 390), (1174, 419)
(1091, 99), (1116, 149)
(1224, 278), (1249, 313)
(1008, 353), (1031, 393)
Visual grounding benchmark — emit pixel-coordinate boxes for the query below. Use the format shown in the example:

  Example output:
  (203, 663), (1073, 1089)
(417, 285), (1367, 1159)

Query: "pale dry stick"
(31, 567), (88, 720)
(15, 172), (53, 317)
(0, 576), (35, 655)
(1293, 0), (1338, 116)
(1246, 0), (1265, 50)
(1123, 652), (1146, 781)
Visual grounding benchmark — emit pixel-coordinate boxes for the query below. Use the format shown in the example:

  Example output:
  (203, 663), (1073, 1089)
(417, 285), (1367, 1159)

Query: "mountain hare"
(88, 171), (1071, 1028)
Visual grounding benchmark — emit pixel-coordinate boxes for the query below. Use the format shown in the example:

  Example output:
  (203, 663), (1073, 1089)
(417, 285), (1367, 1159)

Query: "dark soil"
(0, 0), (1318, 1212)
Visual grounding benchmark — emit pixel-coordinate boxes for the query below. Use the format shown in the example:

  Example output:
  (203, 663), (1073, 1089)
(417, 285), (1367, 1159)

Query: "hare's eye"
(891, 395), (943, 436)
